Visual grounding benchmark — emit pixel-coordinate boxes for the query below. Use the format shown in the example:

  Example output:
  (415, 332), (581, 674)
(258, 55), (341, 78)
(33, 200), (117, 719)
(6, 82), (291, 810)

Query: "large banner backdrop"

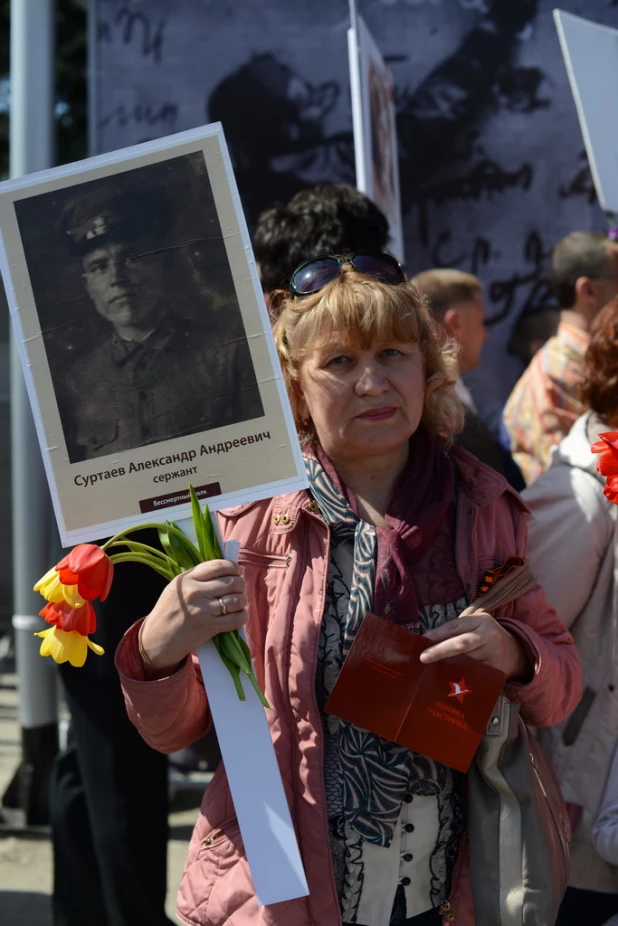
(91, 0), (613, 429)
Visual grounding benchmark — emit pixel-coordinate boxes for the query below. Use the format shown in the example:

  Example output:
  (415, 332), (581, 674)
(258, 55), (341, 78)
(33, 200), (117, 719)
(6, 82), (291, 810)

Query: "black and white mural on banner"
(91, 0), (612, 430)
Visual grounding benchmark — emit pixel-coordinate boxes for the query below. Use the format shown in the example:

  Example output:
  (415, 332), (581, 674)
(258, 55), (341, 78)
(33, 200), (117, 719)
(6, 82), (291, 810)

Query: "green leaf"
(226, 631), (252, 674)
(245, 668), (270, 710)
(218, 631), (247, 672)
(216, 631), (270, 709)
(158, 527), (175, 562)
(202, 504), (223, 559)
(159, 522), (200, 571)
(189, 485), (208, 561)
(213, 636), (246, 700)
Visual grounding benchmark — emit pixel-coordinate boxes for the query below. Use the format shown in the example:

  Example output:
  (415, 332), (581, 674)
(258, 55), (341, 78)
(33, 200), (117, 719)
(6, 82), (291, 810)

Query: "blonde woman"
(116, 254), (581, 926)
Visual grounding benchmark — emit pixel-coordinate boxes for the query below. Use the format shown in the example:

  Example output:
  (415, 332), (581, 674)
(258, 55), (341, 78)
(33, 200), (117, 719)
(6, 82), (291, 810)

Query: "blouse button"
(403, 853), (413, 862)
(404, 823), (415, 833)
(401, 877), (411, 887)
(403, 793), (413, 803)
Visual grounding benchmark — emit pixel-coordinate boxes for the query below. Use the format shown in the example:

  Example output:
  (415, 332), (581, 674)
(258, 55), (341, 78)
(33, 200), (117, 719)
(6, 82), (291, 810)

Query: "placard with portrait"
(0, 123), (306, 544)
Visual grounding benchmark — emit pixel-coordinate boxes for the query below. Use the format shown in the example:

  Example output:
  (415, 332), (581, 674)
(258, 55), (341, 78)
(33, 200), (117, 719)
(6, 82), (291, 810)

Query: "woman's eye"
(381, 348), (401, 358)
(327, 355), (351, 366)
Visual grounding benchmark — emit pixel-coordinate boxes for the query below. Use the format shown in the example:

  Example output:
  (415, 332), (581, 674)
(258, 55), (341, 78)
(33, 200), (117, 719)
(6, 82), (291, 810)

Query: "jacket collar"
(450, 443), (527, 512)
(222, 491), (320, 534)
(222, 442), (521, 534)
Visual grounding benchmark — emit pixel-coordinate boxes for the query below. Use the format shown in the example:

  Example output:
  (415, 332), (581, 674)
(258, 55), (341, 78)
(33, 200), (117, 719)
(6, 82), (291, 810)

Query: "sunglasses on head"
(289, 252), (406, 297)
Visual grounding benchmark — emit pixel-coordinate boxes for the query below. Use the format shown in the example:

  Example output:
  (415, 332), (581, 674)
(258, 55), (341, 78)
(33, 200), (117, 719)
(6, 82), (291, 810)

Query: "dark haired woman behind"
(524, 297), (618, 926)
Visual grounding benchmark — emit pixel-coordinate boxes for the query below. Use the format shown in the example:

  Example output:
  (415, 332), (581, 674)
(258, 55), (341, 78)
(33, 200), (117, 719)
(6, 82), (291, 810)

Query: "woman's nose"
(355, 365), (389, 395)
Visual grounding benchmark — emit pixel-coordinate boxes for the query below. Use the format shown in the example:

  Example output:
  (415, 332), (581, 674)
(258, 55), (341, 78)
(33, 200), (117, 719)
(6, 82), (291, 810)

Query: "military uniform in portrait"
(57, 186), (263, 463)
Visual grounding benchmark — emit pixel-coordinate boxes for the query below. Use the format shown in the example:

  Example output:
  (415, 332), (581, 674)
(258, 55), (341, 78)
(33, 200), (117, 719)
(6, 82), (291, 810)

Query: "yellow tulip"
(34, 568), (86, 608)
(35, 626), (104, 667)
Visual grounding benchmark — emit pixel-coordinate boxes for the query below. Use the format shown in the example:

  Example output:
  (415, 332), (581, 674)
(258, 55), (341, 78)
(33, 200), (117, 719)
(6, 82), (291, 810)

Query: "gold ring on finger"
(218, 597), (228, 616)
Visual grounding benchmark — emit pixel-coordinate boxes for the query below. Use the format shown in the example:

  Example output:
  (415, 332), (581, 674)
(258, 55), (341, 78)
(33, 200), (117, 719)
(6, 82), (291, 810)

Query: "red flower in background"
(592, 432), (618, 503)
(56, 544), (114, 601)
(40, 599), (96, 636)
(605, 476), (618, 504)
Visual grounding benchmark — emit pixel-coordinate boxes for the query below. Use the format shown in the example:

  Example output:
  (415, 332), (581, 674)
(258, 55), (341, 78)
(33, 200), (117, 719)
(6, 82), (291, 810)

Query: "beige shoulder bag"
(464, 564), (571, 926)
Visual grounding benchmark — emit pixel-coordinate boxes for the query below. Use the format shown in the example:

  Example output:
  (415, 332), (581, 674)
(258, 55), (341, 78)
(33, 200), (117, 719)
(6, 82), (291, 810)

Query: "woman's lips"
(357, 406), (398, 421)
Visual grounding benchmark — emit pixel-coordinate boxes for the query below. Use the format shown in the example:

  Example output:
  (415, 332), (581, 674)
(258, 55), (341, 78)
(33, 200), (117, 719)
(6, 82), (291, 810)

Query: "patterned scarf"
(305, 427), (455, 845)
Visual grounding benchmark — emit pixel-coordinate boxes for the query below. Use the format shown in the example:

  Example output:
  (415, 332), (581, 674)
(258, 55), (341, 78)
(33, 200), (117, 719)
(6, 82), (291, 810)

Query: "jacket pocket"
(199, 816), (240, 851)
(238, 549), (291, 569)
(179, 816), (253, 926)
(182, 817), (257, 926)
(562, 686), (596, 747)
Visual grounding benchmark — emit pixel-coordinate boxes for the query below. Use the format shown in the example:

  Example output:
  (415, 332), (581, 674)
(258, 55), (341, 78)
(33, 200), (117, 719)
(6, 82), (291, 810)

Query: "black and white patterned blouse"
(317, 535), (467, 925)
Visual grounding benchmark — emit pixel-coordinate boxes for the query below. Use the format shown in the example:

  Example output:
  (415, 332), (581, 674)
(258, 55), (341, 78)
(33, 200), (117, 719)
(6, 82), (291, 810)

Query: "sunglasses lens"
(291, 258), (340, 295)
(353, 253), (404, 284)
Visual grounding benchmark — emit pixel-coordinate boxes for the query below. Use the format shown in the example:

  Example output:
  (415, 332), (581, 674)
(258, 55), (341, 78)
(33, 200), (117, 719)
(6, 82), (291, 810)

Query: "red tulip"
(40, 599), (96, 636)
(592, 432), (618, 477)
(605, 475), (618, 504)
(56, 544), (114, 601)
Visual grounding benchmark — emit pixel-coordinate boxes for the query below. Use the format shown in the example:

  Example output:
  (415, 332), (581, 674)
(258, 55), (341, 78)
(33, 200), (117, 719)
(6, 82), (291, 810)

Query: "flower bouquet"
(33, 486), (268, 707)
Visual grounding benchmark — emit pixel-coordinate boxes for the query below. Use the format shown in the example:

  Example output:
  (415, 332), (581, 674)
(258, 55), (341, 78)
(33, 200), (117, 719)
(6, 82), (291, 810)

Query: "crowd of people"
(47, 183), (618, 926)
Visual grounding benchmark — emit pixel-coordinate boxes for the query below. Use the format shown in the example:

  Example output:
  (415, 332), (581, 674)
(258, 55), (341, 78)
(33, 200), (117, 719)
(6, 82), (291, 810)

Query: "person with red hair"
(524, 297), (618, 925)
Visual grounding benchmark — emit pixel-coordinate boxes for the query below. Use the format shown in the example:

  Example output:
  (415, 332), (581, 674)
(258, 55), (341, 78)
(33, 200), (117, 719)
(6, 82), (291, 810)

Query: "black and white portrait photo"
(14, 151), (264, 463)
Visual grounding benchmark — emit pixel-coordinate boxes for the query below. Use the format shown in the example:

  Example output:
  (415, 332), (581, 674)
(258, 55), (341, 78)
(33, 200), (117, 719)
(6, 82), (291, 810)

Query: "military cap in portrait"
(60, 183), (173, 257)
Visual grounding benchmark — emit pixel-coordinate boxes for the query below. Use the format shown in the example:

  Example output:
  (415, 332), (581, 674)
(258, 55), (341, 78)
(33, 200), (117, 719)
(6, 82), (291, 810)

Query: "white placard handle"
(194, 535), (309, 907)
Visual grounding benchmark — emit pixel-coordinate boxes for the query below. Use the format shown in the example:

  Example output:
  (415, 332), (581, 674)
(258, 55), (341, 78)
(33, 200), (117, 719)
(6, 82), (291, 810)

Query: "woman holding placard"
(116, 255), (581, 926)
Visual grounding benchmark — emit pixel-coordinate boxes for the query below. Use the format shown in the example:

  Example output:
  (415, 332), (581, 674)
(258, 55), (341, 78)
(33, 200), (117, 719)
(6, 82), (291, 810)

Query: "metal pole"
(5, 0), (58, 825)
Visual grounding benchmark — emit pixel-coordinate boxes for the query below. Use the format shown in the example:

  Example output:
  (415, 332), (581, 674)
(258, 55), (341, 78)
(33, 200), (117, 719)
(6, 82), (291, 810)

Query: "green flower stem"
(103, 522), (202, 562)
(108, 552), (175, 582)
(106, 539), (174, 565)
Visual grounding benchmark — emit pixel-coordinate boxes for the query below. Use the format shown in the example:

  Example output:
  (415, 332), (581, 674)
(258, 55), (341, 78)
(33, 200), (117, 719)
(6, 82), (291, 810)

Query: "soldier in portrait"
(57, 185), (264, 463)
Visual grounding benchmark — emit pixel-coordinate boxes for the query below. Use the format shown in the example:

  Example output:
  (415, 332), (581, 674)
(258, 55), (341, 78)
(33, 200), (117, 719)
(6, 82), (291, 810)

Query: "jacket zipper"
(309, 524), (340, 925)
(200, 817), (239, 847)
(238, 550), (291, 568)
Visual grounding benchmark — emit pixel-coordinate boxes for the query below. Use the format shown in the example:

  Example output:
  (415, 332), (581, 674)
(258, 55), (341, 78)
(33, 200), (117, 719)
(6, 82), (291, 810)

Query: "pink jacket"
(116, 447), (582, 926)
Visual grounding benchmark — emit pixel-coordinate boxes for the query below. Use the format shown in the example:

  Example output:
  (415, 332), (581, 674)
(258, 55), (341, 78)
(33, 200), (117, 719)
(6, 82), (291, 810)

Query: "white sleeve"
(523, 464), (613, 629)
(593, 749), (618, 866)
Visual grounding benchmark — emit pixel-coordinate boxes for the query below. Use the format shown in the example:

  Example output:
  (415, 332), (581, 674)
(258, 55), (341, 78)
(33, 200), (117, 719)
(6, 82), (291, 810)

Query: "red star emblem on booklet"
(448, 678), (472, 703)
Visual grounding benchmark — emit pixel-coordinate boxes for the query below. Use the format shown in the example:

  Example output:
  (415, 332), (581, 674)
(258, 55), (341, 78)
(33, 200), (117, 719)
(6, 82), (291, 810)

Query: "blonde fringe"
(273, 269), (465, 446)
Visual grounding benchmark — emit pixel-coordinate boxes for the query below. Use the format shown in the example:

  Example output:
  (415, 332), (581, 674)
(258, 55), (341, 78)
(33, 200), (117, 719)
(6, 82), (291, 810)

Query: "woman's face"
(297, 337), (425, 464)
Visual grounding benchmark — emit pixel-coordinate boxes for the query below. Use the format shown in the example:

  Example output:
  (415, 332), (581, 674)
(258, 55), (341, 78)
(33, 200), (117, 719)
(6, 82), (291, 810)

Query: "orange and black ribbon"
(478, 556), (525, 596)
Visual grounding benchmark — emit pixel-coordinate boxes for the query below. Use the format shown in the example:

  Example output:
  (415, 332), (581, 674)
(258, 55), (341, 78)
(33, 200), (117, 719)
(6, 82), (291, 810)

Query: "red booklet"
(325, 612), (507, 773)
